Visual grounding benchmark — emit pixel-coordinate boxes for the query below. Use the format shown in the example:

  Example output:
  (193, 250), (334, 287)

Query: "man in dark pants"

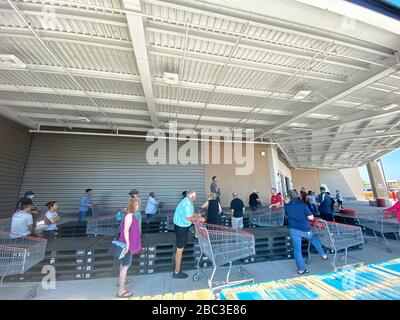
(172, 191), (205, 279)
(316, 187), (334, 221)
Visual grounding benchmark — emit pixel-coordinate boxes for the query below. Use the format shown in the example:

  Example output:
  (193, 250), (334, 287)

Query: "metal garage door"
(0, 116), (30, 216)
(19, 134), (206, 216)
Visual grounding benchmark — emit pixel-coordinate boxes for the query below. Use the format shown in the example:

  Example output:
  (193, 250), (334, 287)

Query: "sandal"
(117, 279), (133, 287)
(116, 291), (134, 298)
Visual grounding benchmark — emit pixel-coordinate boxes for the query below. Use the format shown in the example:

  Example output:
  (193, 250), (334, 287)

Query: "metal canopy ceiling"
(0, 0), (399, 169)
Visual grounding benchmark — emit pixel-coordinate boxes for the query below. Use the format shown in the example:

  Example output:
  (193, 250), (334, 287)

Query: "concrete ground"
(10, 200), (400, 300)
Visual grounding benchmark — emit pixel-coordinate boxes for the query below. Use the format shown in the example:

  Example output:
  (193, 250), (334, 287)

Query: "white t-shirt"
(145, 197), (158, 215)
(11, 210), (33, 237)
(45, 211), (58, 230)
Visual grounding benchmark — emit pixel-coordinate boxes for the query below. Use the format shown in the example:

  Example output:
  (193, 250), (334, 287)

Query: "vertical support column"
(366, 161), (387, 205)
(266, 145), (279, 192)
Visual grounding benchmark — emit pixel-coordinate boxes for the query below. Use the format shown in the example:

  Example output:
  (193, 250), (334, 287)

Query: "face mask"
(27, 195), (34, 199)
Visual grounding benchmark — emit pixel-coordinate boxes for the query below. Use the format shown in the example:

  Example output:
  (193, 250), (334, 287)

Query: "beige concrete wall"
(205, 144), (272, 207)
(291, 168), (320, 192)
(317, 168), (364, 200)
(340, 168), (364, 200)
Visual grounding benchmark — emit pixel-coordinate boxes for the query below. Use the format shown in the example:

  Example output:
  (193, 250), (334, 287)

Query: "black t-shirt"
(249, 193), (259, 206)
(230, 198), (245, 218)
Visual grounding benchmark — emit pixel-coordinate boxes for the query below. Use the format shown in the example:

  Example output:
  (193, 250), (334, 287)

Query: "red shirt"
(271, 194), (282, 205)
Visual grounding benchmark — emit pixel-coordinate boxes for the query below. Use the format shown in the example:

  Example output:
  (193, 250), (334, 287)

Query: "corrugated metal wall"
(19, 134), (206, 215)
(0, 116), (30, 216)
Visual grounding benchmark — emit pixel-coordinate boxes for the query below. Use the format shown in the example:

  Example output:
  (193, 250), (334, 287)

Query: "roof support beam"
(0, 28), (133, 51)
(146, 21), (371, 71)
(0, 84), (146, 102)
(286, 146), (395, 157)
(150, 46), (349, 84)
(257, 67), (398, 138)
(123, 0), (158, 127)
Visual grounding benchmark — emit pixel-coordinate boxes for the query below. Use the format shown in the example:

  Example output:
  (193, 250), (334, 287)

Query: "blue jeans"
(78, 208), (92, 221)
(311, 204), (318, 215)
(289, 228), (325, 271)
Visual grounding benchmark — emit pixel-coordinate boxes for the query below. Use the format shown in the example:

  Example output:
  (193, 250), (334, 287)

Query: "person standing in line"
(116, 198), (142, 298)
(249, 190), (261, 212)
(300, 187), (307, 203)
(78, 188), (93, 221)
(335, 190), (344, 210)
(173, 191), (205, 279)
(11, 199), (34, 238)
(316, 187), (334, 221)
(285, 190), (328, 275)
(201, 193), (222, 225)
(269, 188), (283, 208)
(145, 192), (159, 219)
(42, 201), (61, 240)
(230, 192), (245, 229)
(306, 191), (318, 215)
(210, 176), (221, 203)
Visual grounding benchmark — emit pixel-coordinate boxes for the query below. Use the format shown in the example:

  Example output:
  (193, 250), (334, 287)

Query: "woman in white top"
(43, 201), (61, 239)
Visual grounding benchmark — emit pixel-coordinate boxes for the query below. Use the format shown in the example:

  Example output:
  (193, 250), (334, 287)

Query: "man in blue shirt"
(173, 190), (205, 279)
(285, 190), (327, 275)
(316, 186), (334, 221)
(210, 176), (221, 203)
(78, 188), (93, 221)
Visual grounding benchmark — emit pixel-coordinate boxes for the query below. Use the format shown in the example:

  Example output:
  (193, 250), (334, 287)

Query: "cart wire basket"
(306, 219), (364, 270)
(357, 210), (400, 253)
(192, 223), (256, 294)
(0, 232), (47, 299)
(86, 214), (120, 236)
(250, 206), (285, 227)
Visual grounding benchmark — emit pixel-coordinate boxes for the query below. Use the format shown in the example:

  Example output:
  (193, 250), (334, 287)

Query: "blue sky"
(359, 149), (400, 182)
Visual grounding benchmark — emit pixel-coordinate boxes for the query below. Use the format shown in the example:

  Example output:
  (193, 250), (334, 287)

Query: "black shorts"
(121, 252), (132, 267)
(174, 224), (190, 249)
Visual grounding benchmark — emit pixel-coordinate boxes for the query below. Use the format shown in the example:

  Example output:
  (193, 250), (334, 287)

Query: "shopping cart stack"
(358, 210), (400, 253)
(306, 219), (364, 270)
(0, 232), (47, 299)
(86, 215), (120, 237)
(192, 223), (256, 294)
(250, 207), (285, 228)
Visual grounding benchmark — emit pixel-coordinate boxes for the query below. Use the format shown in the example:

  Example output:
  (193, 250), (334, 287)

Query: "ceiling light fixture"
(293, 90), (312, 100)
(0, 54), (26, 68)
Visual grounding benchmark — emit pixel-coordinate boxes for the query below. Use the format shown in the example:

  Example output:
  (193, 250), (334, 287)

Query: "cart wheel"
(305, 257), (311, 264)
(192, 274), (199, 282)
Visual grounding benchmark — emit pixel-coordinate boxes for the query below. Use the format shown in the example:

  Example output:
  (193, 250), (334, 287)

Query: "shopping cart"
(86, 214), (120, 236)
(91, 205), (121, 219)
(250, 206), (285, 227)
(357, 210), (400, 253)
(306, 219), (364, 270)
(192, 223), (256, 294)
(0, 232), (47, 299)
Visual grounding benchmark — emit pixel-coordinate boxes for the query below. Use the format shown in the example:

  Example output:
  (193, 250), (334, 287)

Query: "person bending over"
(285, 190), (328, 275)
(173, 191), (205, 279)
